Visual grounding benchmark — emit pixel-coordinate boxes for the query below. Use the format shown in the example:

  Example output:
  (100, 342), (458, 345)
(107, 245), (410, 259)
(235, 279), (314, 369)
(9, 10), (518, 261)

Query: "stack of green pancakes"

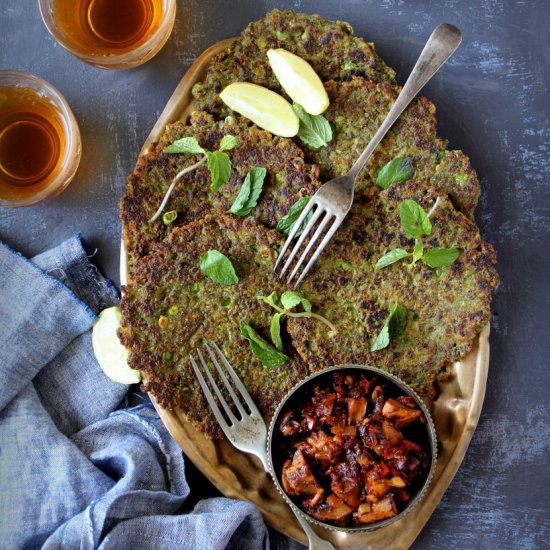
(120, 10), (498, 438)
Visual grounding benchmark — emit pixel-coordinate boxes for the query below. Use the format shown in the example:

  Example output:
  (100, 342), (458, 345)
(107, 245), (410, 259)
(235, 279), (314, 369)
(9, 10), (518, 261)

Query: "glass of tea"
(0, 71), (81, 208)
(38, 0), (177, 70)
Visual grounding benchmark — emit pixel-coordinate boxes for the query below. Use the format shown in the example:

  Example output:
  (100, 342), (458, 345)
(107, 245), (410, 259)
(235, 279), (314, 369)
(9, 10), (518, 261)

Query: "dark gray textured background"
(1, 1), (548, 548)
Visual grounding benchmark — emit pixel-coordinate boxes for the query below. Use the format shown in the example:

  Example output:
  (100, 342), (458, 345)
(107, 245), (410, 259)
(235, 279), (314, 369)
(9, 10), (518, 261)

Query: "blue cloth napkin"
(0, 235), (276, 550)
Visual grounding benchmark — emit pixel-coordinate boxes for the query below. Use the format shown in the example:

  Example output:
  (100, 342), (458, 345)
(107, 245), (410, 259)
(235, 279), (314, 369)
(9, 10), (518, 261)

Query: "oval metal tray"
(120, 38), (490, 548)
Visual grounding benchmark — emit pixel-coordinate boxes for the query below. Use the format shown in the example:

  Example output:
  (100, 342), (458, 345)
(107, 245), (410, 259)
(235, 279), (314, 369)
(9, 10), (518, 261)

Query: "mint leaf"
(239, 320), (288, 368)
(281, 290), (312, 312)
(375, 248), (411, 271)
(412, 241), (424, 262)
(400, 200), (432, 239)
(219, 135), (239, 152)
(406, 241), (424, 268)
(371, 325), (390, 352)
(376, 157), (414, 189)
(371, 304), (408, 352)
(293, 104), (332, 150)
(199, 250), (238, 285)
(276, 196), (313, 237)
(388, 304), (408, 338)
(207, 150), (232, 192)
(164, 137), (205, 155)
(422, 247), (459, 268)
(229, 167), (267, 216)
(270, 313), (283, 351)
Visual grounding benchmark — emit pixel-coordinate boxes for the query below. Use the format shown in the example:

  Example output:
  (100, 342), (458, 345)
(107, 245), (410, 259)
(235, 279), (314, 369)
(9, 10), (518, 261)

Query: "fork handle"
(293, 511), (336, 550)
(256, 452), (335, 549)
(348, 24), (462, 182)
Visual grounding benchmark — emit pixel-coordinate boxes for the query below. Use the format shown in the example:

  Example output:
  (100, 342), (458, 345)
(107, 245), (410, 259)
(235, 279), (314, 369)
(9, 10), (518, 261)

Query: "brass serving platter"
(120, 38), (491, 548)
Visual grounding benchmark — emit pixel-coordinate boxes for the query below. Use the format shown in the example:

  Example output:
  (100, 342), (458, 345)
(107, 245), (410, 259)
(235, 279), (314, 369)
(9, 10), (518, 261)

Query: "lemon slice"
(219, 82), (299, 137)
(92, 306), (141, 384)
(267, 48), (329, 115)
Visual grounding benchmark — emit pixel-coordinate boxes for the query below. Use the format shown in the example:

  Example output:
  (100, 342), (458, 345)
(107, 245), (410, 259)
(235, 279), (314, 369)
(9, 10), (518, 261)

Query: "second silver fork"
(190, 341), (336, 550)
(274, 23), (462, 287)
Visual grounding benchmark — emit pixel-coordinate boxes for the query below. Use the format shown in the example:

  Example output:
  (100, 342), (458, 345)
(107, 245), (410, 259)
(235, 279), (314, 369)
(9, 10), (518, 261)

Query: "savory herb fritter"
(192, 9), (396, 116)
(121, 111), (321, 266)
(307, 78), (480, 218)
(286, 182), (499, 401)
(120, 11), (499, 439)
(119, 214), (309, 438)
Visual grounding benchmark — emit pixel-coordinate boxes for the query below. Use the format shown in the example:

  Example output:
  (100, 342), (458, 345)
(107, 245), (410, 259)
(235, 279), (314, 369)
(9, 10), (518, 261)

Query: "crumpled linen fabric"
(0, 235), (270, 550)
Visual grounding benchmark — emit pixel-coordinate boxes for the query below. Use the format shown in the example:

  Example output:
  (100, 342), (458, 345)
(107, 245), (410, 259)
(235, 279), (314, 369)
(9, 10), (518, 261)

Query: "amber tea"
(52, 0), (165, 56)
(0, 86), (67, 202)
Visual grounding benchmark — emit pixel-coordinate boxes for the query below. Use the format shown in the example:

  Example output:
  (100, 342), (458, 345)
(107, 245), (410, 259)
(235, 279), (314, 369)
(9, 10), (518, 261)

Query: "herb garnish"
(400, 199), (432, 238)
(374, 248), (411, 271)
(149, 135), (239, 223)
(239, 320), (289, 369)
(206, 151), (232, 192)
(422, 247), (460, 268)
(371, 303), (408, 352)
(292, 104), (332, 150)
(276, 196), (313, 237)
(228, 167), (267, 216)
(199, 250), (239, 285)
(375, 197), (459, 273)
(258, 290), (336, 353)
(376, 157), (414, 190)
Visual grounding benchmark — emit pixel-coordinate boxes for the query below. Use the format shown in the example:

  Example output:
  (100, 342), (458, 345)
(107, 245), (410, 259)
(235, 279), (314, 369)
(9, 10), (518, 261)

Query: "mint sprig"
(258, 290), (336, 354)
(375, 197), (460, 274)
(149, 135), (239, 222)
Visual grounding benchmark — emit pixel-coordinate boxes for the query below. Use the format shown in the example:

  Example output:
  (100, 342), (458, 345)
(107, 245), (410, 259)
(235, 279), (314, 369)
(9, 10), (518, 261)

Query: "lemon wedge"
(219, 82), (299, 137)
(267, 48), (329, 115)
(92, 306), (141, 385)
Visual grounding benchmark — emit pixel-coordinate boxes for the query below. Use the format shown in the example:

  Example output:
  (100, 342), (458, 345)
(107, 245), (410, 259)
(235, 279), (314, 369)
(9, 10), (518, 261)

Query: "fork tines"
(189, 341), (256, 430)
(274, 200), (343, 286)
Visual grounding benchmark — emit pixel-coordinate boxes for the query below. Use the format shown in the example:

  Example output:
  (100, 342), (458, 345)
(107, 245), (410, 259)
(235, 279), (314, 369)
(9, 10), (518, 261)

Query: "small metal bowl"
(267, 364), (437, 533)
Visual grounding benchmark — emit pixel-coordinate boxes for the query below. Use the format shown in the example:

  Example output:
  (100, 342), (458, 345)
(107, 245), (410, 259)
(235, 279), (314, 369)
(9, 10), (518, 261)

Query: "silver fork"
(274, 24), (462, 286)
(190, 341), (336, 550)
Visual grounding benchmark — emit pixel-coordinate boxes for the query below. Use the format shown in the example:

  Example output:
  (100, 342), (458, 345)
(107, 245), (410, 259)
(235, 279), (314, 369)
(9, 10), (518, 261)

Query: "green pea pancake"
(286, 182), (498, 400)
(119, 10), (499, 438)
(121, 110), (322, 269)
(119, 214), (309, 438)
(192, 9), (396, 116)
(306, 77), (480, 218)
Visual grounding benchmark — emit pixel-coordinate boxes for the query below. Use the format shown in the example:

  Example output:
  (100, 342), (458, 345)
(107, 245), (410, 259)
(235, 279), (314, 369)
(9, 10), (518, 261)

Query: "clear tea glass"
(0, 71), (81, 208)
(38, 0), (176, 70)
